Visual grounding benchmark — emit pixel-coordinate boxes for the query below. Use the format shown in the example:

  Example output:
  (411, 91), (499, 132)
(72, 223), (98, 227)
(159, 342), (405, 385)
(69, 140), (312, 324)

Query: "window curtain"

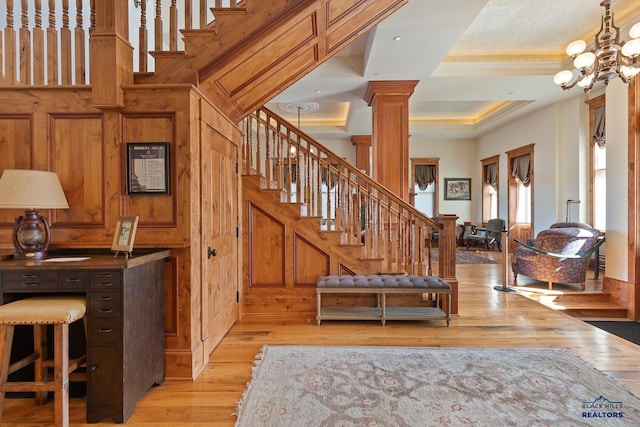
(283, 164), (297, 184)
(592, 105), (606, 147)
(414, 164), (436, 190)
(321, 165), (337, 189)
(485, 163), (497, 189)
(512, 154), (531, 187)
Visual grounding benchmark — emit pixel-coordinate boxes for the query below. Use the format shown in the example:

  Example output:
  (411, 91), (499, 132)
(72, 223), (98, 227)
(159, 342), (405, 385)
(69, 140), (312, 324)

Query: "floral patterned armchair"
(511, 222), (604, 289)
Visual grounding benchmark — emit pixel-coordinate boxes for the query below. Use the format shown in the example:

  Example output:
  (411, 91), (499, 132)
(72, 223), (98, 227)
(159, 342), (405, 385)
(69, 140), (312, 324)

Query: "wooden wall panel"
(248, 203), (285, 287)
(0, 115), (32, 225)
(123, 115), (177, 226)
(50, 115), (105, 226)
(293, 233), (330, 287)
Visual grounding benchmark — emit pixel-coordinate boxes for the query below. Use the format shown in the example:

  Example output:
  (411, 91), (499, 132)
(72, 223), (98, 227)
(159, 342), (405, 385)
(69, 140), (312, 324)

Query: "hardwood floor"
(2, 255), (639, 426)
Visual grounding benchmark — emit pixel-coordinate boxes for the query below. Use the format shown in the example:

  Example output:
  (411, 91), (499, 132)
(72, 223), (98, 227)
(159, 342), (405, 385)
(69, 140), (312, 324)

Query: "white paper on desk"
(42, 257), (90, 262)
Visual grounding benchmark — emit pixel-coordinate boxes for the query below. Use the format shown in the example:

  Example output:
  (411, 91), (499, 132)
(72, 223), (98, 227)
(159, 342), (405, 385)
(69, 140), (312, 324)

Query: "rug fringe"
(232, 345), (268, 425)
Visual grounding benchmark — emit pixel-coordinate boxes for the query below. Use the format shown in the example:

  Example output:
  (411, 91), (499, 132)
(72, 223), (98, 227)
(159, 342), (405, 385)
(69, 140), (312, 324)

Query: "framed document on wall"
(126, 142), (170, 194)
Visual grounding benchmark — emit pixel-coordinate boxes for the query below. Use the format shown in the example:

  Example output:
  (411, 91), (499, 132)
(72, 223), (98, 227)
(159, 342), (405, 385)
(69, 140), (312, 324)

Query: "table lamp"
(0, 169), (69, 259)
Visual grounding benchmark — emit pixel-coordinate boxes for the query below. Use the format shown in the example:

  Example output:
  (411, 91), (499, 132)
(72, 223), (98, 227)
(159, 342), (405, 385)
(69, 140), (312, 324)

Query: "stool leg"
(53, 323), (70, 427)
(34, 325), (48, 405)
(0, 325), (15, 423)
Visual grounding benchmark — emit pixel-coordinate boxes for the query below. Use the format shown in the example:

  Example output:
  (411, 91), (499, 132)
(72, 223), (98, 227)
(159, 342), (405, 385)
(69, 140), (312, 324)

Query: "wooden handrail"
(241, 107), (442, 275)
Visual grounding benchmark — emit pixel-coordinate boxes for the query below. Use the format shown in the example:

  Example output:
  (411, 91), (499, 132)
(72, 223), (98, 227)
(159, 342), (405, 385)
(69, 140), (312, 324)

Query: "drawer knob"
(90, 365), (97, 372)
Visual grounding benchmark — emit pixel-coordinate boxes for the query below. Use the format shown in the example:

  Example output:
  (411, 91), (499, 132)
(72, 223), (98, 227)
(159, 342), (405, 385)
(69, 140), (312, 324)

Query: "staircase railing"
(241, 107), (441, 275)
(0, 0), (246, 86)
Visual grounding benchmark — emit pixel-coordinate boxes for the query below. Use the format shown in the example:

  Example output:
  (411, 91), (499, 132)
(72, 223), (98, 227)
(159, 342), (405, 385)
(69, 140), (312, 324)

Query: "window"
(481, 156), (499, 223)
(588, 96), (606, 231)
(507, 145), (534, 243)
(410, 158), (439, 218)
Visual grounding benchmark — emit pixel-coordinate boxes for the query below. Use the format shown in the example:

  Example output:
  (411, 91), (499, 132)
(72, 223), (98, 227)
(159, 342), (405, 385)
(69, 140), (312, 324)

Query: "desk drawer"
(89, 272), (122, 290)
(88, 318), (121, 346)
(3, 271), (59, 290)
(60, 271), (88, 289)
(89, 292), (121, 317)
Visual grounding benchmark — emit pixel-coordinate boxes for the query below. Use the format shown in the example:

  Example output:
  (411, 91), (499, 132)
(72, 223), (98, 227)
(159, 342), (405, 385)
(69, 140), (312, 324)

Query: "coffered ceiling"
(265, 0), (640, 139)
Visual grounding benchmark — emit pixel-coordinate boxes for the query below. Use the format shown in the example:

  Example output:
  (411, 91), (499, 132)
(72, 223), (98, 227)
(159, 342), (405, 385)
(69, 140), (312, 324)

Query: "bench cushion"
(317, 274), (450, 291)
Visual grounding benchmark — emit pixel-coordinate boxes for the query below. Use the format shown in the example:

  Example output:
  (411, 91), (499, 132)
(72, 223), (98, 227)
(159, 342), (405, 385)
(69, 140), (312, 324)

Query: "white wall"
(409, 137), (476, 223)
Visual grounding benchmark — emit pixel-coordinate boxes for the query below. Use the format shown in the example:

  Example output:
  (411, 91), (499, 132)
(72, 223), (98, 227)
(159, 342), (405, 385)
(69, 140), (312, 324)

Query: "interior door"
(200, 121), (239, 357)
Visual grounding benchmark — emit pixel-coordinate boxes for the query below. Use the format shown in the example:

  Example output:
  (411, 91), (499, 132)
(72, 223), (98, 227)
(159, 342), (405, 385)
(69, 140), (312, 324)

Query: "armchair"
(511, 222), (603, 289)
(465, 218), (505, 251)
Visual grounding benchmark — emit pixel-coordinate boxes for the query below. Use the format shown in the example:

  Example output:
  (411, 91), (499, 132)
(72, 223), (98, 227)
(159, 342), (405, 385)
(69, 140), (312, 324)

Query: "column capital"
(364, 80), (419, 105)
(350, 135), (372, 146)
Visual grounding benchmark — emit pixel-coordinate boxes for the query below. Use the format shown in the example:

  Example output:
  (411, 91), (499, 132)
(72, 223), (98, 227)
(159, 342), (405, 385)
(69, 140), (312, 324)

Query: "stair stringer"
(242, 175), (386, 315)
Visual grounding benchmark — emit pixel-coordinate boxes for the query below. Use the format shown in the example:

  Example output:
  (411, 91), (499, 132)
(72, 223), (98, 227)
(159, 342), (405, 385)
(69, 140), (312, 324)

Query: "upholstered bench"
(316, 274), (451, 326)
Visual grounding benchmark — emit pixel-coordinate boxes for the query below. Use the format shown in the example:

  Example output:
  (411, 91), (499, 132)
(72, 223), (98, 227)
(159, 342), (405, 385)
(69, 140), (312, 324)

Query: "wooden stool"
(0, 296), (86, 427)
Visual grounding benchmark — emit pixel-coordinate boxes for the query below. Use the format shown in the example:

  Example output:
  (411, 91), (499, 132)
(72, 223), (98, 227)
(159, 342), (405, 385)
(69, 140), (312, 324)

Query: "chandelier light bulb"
(621, 65), (640, 79)
(630, 22), (640, 39)
(621, 38), (640, 58)
(574, 52), (596, 69)
(566, 40), (587, 56)
(553, 70), (573, 85)
(577, 74), (594, 88)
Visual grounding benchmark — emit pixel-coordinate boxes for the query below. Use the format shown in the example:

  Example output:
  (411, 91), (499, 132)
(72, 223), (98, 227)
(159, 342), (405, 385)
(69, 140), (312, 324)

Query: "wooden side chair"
(0, 296), (86, 427)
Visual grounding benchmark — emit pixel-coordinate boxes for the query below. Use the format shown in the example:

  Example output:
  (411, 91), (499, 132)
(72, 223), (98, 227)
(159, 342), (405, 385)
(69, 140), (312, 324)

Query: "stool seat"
(0, 296), (87, 427)
(0, 296), (86, 325)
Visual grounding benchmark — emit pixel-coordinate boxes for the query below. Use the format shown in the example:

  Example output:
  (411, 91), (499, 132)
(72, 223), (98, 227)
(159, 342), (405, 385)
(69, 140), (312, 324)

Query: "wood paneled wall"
(0, 85), (241, 379)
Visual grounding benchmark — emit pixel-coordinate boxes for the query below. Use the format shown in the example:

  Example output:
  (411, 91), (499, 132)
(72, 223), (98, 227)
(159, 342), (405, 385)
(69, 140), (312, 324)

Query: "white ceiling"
(266, 0), (640, 139)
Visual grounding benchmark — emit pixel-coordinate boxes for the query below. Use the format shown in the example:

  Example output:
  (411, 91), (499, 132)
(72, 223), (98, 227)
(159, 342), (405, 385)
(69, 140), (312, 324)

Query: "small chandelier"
(554, 0), (640, 92)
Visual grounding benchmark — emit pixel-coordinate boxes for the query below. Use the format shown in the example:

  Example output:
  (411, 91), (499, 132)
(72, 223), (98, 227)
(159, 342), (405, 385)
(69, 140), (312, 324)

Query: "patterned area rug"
(430, 250), (497, 264)
(235, 346), (640, 426)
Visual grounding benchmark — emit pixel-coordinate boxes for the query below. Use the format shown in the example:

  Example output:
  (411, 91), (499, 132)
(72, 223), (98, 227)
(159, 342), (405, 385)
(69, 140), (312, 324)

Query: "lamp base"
(12, 210), (52, 260)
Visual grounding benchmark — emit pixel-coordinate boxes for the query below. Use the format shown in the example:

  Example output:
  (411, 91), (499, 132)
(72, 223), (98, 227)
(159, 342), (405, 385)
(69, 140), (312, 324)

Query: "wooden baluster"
(47, 0), (58, 84)
(200, 0), (207, 28)
(60, 0), (71, 84)
(154, 0), (162, 51)
(169, 0), (177, 51)
(184, 0), (192, 30)
(264, 117), (271, 184)
(19, 0), (32, 84)
(33, 0), (45, 85)
(74, 0), (86, 84)
(138, 0), (148, 72)
(5, 0), (17, 84)
(255, 113), (262, 178)
(90, 0), (95, 30)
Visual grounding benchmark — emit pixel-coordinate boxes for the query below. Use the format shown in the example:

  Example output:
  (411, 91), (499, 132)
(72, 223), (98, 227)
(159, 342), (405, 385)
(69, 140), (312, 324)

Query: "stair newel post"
(437, 214), (459, 315)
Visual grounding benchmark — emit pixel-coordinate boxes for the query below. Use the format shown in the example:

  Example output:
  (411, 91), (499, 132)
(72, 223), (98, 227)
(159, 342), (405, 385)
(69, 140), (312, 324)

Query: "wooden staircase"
(137, 0), (408, 121)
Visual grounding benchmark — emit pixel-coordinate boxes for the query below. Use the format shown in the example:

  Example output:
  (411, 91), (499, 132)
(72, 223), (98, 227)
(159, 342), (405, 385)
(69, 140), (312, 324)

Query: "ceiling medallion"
(277, 102), (320, 114)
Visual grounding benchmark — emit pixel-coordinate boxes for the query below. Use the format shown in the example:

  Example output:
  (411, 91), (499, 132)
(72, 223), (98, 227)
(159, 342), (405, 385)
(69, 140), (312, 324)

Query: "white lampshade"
(577, 74), (594, 88)
(566, 40), (587, 56)
(630, 22), (640, 39)
(0, 169), (69, 210)
(622, 38), (640, 58)
(574, 52), (596, 69)
(621, 65), (640, 79)
(553, 70), (573, 85)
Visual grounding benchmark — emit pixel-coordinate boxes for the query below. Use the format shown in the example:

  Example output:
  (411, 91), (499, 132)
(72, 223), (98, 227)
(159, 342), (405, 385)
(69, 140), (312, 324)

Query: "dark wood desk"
(0, 249), (169, 423)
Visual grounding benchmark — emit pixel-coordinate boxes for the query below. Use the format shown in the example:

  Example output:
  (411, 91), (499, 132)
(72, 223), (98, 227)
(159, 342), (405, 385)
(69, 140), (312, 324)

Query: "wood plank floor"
(2, 254), (639, 426)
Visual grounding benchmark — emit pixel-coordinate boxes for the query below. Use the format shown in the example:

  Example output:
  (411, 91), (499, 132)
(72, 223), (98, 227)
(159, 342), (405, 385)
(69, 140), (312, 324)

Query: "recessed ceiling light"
(393, 36), (401, 42)
(315, 90), (321, 93)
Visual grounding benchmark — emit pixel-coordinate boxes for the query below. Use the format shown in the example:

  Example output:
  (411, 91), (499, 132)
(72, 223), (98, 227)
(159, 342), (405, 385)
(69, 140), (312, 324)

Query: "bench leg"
(316, 293), (321, 326)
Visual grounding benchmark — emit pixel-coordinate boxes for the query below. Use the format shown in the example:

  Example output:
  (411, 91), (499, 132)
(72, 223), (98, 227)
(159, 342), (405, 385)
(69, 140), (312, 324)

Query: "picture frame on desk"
(111, 216), (139, 257)
(444, 178), (471, 200)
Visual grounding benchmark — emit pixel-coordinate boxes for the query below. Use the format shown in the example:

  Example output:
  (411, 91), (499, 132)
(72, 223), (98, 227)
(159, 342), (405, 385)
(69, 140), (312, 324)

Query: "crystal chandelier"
(554, 0), (640, 92)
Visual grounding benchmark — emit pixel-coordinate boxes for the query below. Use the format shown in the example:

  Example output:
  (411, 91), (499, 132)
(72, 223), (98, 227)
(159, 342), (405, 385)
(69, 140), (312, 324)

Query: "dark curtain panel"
(485, 163), (497, 189)
(512, 154), (531, 187)
(593, 105), (606, 147)
(321, 165), (337, 189)
(414, 164), (436, 190)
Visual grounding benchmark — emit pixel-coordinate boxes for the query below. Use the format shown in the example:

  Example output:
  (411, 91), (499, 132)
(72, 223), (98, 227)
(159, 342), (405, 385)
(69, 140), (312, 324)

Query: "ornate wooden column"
(350, 135), (371, 175)
(364, 80), (418, 201)
(90, 0), (133, 109)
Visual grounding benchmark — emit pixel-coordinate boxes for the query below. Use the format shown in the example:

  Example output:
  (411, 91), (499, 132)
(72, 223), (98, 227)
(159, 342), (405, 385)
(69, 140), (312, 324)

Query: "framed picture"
(126, 142), (170, 194)
(111, 216), (139, 255)
(444, 178), (471, 200)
